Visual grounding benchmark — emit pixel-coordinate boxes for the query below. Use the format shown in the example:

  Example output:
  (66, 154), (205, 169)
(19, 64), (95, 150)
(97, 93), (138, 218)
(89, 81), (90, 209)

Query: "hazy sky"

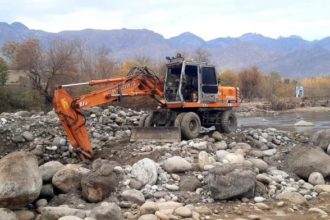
(1, 0), (330, 40)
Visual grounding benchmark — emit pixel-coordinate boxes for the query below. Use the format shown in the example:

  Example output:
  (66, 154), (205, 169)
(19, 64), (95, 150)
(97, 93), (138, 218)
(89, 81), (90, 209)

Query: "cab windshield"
(165, 64), (182, 102)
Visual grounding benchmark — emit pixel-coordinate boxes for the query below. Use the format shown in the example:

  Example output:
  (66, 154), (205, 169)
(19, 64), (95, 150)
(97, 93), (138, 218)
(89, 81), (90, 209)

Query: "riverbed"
(239, 111), (330, 132)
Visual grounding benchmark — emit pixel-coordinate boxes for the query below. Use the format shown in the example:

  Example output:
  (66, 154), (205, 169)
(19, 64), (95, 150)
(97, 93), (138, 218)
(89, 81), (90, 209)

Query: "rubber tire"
(215, 112), (223, 132)
(181, 112), (201, 139)
(138, 114), (148, 127)
(144, 113), (153, 127)
(174, 112), (186, 138)
(220, 110), (237, 133)
(174, 113), (186, 127)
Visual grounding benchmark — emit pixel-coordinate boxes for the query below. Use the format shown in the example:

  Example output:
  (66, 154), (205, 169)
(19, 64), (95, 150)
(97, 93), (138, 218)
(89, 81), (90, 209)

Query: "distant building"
(296, 85), (304, 98)
(7, 70), (24, 85)
(7, 70), (31, 87)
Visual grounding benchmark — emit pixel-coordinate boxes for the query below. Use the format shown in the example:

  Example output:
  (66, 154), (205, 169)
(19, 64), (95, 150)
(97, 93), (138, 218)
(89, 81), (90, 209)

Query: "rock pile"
(0, 107), (329, 219)
(0, 106), (144, 162)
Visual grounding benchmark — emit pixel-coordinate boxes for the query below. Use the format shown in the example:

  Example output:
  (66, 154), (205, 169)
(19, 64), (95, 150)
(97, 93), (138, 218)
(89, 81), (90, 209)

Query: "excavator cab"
(164, 54), (219, 104)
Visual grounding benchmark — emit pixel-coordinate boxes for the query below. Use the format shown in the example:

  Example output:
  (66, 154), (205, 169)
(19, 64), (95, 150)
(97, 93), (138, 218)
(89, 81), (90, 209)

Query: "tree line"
(0, 38), (329, 112)
(219, 67), (297, 100)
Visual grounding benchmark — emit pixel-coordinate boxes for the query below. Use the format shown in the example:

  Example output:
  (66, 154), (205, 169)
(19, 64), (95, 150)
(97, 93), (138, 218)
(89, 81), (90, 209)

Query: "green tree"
(0, 58), (8, 86)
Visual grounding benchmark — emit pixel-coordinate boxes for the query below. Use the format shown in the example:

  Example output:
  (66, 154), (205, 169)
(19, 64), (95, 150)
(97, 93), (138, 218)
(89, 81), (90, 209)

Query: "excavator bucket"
(130, 127), (181, 143)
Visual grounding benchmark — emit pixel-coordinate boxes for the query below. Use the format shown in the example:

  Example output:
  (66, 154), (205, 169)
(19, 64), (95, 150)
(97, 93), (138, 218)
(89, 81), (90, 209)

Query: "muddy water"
(239, 111), (330, 132)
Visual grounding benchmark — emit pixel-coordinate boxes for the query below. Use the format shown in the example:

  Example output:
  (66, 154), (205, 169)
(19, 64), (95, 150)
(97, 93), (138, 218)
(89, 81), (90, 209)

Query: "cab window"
(201, 67), (218, 93)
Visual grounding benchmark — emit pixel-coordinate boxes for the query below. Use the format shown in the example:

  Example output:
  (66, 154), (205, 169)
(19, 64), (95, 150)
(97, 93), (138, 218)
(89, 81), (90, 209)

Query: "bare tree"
(134, 54), (152, 66)
(75, 43), (118, 80)
(3, 38), (79, 103)
(238, 66), (263, 100)
(95, 48), (117, 79)
(193, 48), (210, 62)
(219, 70), (239, 87)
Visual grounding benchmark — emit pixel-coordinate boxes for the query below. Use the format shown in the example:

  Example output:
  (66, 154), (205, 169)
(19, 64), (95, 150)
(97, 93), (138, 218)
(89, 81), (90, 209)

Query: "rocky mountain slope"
(1, 22), (330, 78)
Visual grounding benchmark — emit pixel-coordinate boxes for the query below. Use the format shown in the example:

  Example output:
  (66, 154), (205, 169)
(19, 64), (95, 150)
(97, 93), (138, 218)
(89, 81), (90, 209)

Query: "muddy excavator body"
(53, 55), (240, 159)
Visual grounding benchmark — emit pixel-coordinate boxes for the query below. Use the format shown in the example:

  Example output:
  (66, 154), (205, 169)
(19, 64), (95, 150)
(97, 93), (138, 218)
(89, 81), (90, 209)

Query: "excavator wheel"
(174, 112), (186, 127)
(220, 110), (237, 133)
(180, 112), (201, 139)
(174, 112), (186, 137)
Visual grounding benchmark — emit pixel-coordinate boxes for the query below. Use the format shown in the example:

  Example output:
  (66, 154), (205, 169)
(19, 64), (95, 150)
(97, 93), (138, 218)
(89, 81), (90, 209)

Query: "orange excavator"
(53, 54), (240, 159)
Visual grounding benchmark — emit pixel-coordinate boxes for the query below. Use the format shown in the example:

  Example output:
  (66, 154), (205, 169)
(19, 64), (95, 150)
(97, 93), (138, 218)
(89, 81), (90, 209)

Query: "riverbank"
(284, 106), (330, 113)
(237, 102), (330, 118)
(236, 102), (277, 117)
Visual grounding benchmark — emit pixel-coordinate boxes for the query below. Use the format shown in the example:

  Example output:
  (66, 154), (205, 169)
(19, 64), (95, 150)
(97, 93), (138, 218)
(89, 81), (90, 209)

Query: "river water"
(238, 111), (330, 132)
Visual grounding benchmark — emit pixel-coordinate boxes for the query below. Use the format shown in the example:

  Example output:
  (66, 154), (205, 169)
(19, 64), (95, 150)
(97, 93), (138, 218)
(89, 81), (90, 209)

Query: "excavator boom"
(53, 67), (165, 159)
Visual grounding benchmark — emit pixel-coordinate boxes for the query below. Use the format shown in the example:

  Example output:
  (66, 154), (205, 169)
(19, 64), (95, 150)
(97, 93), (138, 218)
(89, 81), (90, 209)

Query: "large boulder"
(248, 158), (268, 172)
(217, 152), (245, 164)
(311, 129), (330, 150)
(0, 208), (18, 220)
(208, 164), (256, 200)
(39, 161), (65, 182)
(198, 151), (215, 170)
(162, 156), (192, 173)
(308, 172), (325, 185)
(81, 162), (120, 202)
(15, 210), (35, 220)
(157, 201), (183, 213)
(22, 131), (34, 141)
(140, 202), (159, 215)
(52, 164), (90, 193)
(174, 207), (192, 218)
(121, 189), (145, 205)
(131, 158), (158, 186)
(89, 202), (123, 220)
(276, 192), (307, 205)
(314, 185), (330, 193)
(288, 146), (330, 178)
(212, 131), (223, 141)
(40, 206), (87, 220)
(138, 214), (157, 220)
(0, 151), (42, 208)
(180, 175), (201, 191)
(52, 136), (66, 147)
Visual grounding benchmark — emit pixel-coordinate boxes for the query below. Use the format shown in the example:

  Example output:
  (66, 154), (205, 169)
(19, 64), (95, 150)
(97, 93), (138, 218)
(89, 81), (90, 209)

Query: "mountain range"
(1, 22), (330, 78)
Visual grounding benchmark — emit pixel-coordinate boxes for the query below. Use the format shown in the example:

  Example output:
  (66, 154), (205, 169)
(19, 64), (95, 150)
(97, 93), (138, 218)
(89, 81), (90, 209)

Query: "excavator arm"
(53, 67), (164, 159)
